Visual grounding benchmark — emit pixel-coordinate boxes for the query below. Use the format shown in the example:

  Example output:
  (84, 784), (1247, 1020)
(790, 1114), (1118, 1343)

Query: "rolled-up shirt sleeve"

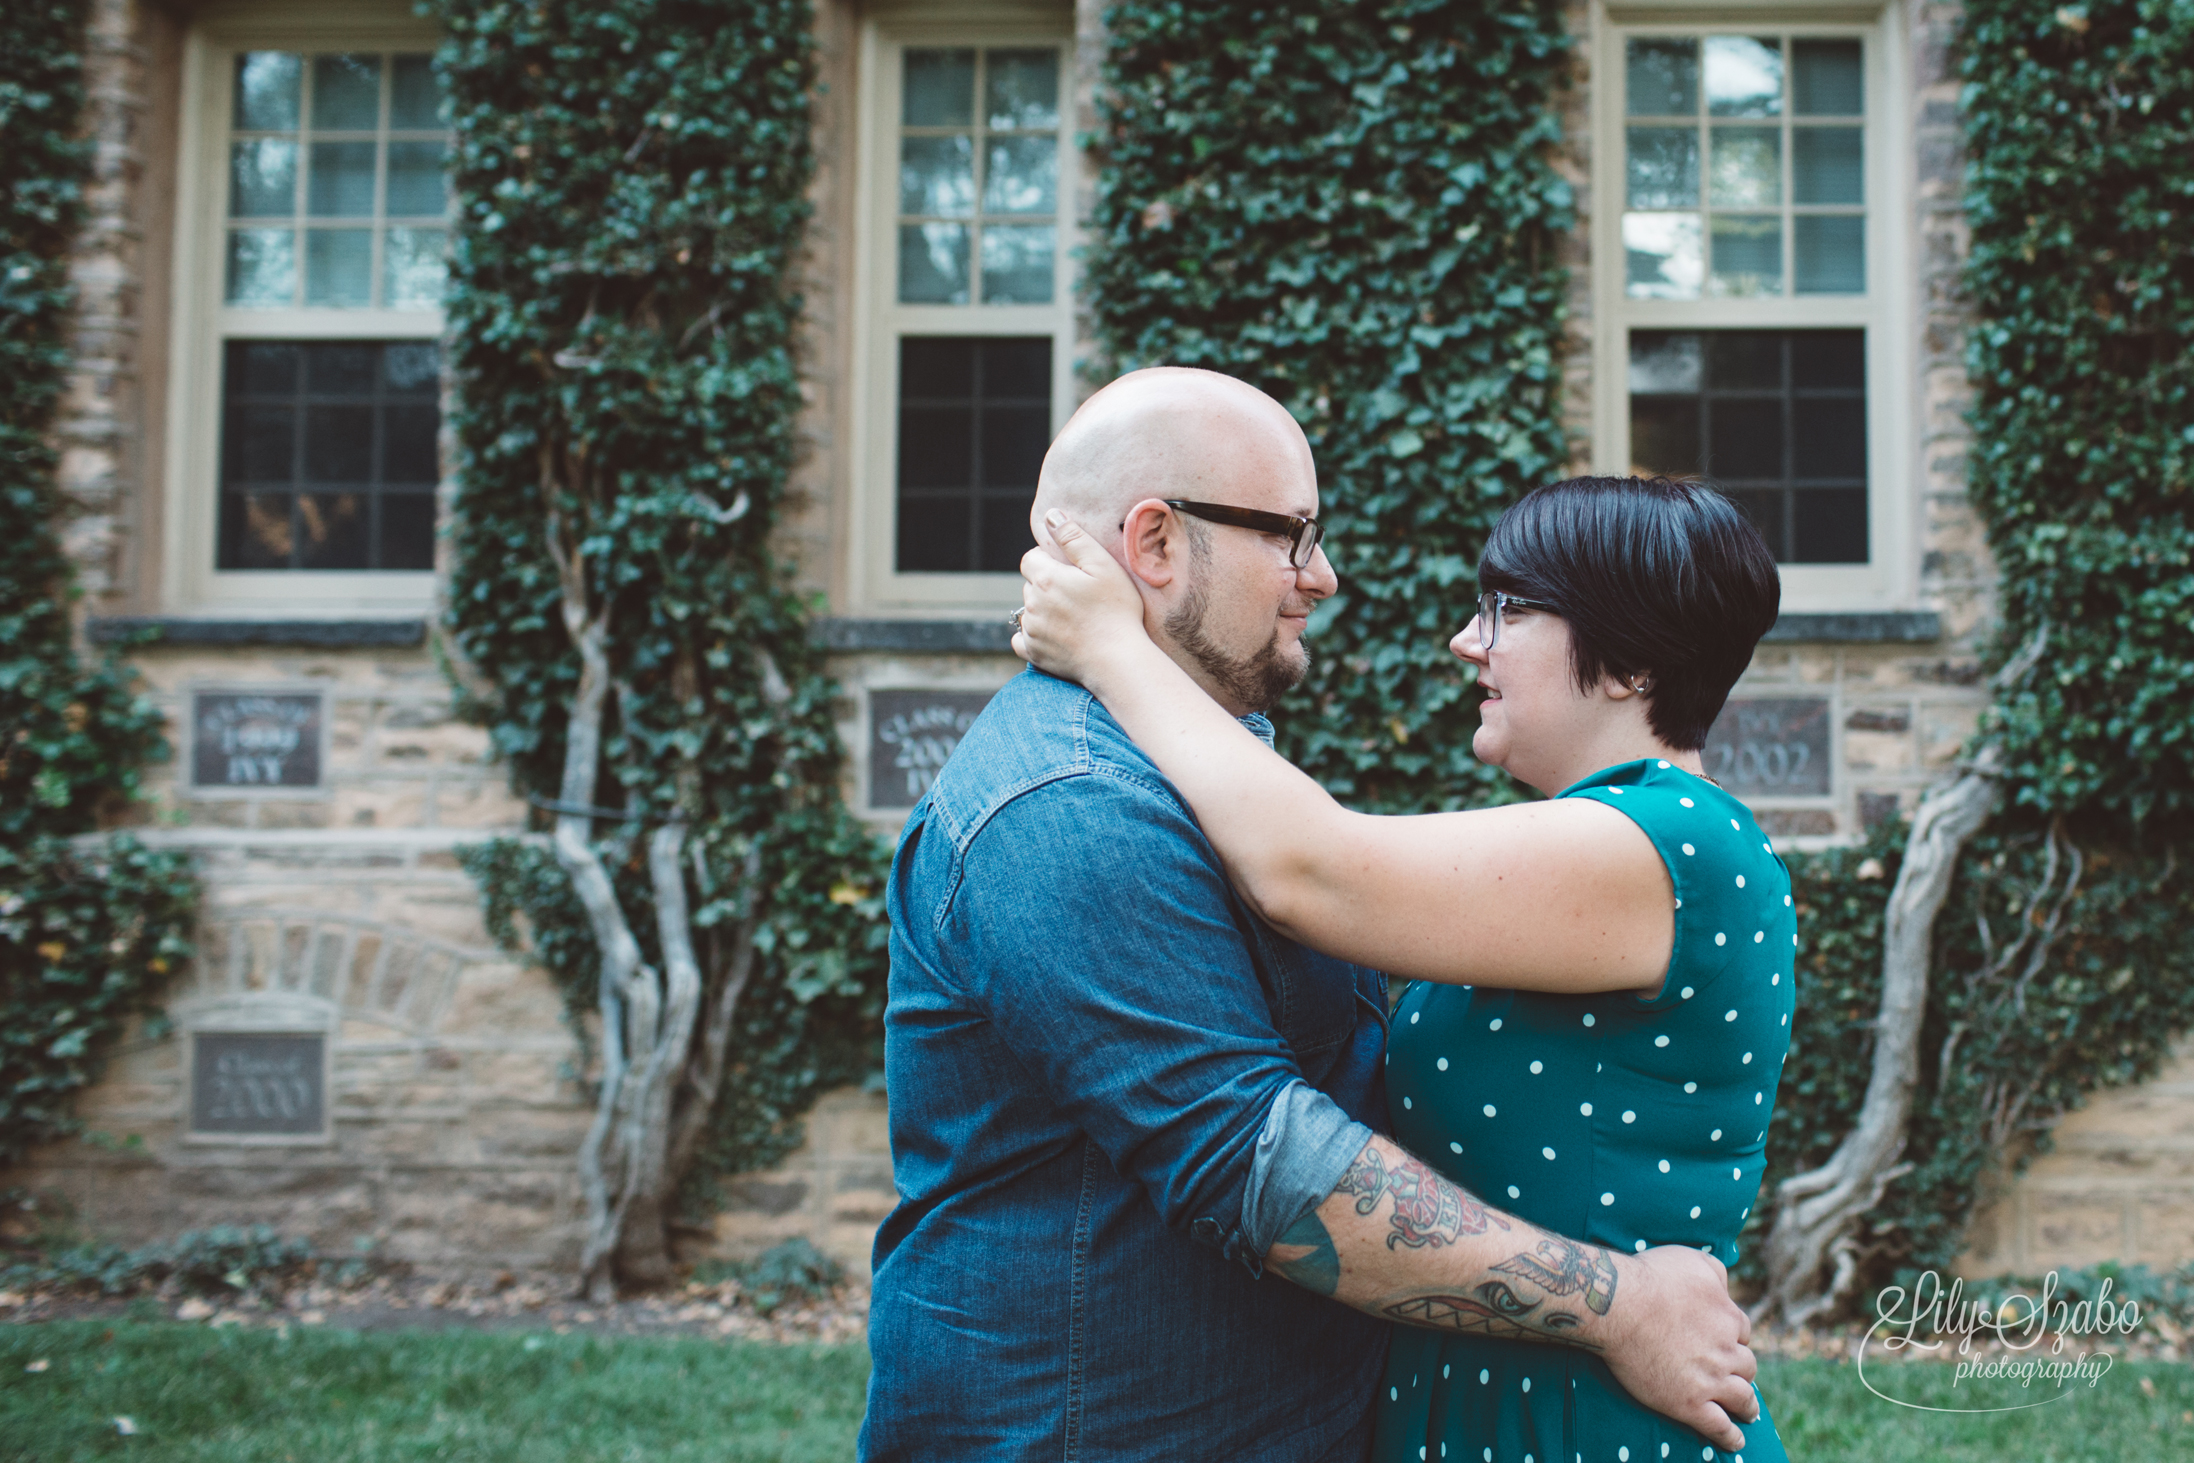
(1242, 1079), (1373, 1259)
(934, 771), (1347, 1269)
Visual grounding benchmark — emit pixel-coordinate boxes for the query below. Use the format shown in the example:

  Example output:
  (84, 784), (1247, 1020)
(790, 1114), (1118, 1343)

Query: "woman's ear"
(1605, 671), (1654, 701)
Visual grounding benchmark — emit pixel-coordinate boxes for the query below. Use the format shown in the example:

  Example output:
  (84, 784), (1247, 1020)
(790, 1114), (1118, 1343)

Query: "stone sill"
(815, 612), (1943, 654)
(89, 616), (427, 649)
(87, 610), (1942, 658)
(1760, 611), (1942, 644)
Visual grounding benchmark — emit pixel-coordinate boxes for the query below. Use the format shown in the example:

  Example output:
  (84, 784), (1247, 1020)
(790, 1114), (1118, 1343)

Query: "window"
(853, 24), (1076, 609)
(1593, 12), (1908, 608)
(166, 11), (448, 612)
(218, 340), (441, 570)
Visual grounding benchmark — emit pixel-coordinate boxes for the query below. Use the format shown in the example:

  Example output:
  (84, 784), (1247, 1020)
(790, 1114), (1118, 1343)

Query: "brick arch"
(183, 910), (498, 1037)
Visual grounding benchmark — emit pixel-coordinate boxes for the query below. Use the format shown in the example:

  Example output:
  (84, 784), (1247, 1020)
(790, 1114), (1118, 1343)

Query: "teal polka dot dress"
(1374, 759), (1795, 1463)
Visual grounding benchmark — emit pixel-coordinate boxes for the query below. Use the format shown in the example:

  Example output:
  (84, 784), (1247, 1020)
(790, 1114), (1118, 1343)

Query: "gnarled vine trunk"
(545, 472), (768, 1303)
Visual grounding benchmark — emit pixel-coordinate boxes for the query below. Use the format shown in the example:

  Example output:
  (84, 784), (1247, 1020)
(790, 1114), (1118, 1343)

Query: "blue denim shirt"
(861, 667), (1392, 1462)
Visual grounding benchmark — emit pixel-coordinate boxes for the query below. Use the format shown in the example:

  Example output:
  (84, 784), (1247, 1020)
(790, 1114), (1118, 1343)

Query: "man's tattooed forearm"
(1492, 1236), (1619, 1317)
(1267, 1208), (1341, 1296)
(1381, 1289), (1601, 1349)
(1334, 1146), (1509, 1251)
(1379, 1237), (1620, 1349)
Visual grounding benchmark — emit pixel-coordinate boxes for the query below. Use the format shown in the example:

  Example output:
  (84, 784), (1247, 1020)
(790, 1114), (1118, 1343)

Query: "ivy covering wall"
(1746, 0), (2194, 1284)
(1087, 0), (1575, 812)
(431, 0), (889, 1200)
(0, 0), (196, 1170)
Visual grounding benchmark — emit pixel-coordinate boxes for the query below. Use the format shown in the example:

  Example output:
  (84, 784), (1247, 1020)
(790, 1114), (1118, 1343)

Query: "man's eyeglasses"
(1164, 500), (1327, 570)
(1476, 589), (1558, 651)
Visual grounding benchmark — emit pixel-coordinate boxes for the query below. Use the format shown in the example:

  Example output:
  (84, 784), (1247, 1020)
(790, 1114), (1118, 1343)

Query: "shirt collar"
(1238, 712), (1276, 747)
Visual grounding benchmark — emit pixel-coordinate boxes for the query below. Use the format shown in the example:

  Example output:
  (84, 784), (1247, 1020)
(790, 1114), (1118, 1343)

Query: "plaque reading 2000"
(190, 1032), (327, 1137)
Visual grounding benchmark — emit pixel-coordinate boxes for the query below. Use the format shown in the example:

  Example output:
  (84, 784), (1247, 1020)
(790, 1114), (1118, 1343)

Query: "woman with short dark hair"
(1014, 475), (1792, 1463)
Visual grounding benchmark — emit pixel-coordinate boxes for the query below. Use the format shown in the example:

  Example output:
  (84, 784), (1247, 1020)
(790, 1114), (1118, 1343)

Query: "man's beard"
(1164, 576), (1309, 715)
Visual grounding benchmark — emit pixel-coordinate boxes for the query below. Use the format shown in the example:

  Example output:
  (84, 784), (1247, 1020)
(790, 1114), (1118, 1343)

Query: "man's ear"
(1119, 498), (1183, 588)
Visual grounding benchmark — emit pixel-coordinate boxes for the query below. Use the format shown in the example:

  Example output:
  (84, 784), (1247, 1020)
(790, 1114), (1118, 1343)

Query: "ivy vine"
(430, 0), (889, 1209)
(1087, 0), (1575, 812)
(0, 0), (196, 1171)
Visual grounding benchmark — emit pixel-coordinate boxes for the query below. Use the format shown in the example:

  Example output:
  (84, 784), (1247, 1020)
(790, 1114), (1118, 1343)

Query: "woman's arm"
(1016, 518), (1673, 992)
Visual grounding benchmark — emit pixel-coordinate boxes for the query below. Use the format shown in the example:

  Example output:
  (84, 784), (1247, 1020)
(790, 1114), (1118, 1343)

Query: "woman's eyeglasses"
(1475, 589), (1558, 651)
(1163, 500), (1327, 570)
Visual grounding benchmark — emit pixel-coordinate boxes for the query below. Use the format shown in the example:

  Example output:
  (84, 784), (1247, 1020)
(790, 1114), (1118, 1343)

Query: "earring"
(1630, 678), (1651, 694)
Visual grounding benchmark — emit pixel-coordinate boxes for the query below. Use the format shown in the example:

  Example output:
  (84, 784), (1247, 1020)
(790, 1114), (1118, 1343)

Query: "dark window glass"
(218, 339), (441, 571)
(1627, 328), (1867, 564)
(895, 336), (1052, 572)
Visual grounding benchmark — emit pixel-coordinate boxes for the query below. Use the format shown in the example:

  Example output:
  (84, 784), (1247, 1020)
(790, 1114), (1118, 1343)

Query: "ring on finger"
(1008, 606), (1026, 629)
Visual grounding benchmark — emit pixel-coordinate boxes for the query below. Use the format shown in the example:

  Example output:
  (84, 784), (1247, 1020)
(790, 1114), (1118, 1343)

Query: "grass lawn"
(3, 1322), (2191, 1460)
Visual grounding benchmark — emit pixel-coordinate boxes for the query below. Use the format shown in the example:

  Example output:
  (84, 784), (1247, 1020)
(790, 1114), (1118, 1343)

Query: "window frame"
(849, 16), (1079, 613)
(1590, 2), (1914, 611)
(163, 3), (447, 614)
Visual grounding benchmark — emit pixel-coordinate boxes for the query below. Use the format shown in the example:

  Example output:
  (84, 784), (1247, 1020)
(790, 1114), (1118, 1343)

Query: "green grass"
(0, 1322), (868, 1462)
(2, 1324), (2190, 1461)
(1765, 1352), (2194, 1462)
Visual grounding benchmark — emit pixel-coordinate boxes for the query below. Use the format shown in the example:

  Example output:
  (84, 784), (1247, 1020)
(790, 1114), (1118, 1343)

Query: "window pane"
(229, 139), (298, 216)
(233, 341), (301, 394)
(1709, 397), (1784, 480)
(1629, 397), (1701, 478)
(1625, 127), (1698, 209)
(898, 222), (970, 304)
(1793, 398), (1867, 480)
(379, 491), (437, 570)
(980, 225), (1055, 304)
(384, 227), (447, 308)
(1709, 215), (1781, 296)
(1793, 128), (1863, 205)
(983, 136), (1056, 215)
(233, 52), (301, 132)
(225, 229), (296, 306)
(389, 54), (443, 128)
(1623, 212), (1702, 298)
(1707, 333), (1783, 389)
(896, 336), (1051, 572)
(230, 403), (296, 482)
(297, 494), (369, 568)
(1705, 36), (1782, 117)
(303, 404), (374, 482)
(986, 49), (1059, 129)
(307, 140), (377, 217)
(221, 493), (294, 568)
(1626, 38), (1697, 115)
(900, 135), (975, 216)
(1726, 489), (1786, 558)
(1793, 40), (1863, 116)
(1709, 126), (1780, 208)
(311, 54), (382, 130)
(305, 229), (373, 306)
(385, 140), (448, 215)
(1628, 332), (1702, 394)
(1795, 214), (1865, 293)
(904, 49), (975, 127)
(217, 340), (441, 571)
(381, 404), (441, 482)
(1790, 331), (1864, 388)
(1792, 488), (1868, 562)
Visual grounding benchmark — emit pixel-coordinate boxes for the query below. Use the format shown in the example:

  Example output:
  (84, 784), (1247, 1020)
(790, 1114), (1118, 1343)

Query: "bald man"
(860, 371), (1752, 1461)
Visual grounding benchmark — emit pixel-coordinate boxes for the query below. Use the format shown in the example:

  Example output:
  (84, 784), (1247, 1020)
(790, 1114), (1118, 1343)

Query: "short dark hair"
(1477, 476), (1781, 751)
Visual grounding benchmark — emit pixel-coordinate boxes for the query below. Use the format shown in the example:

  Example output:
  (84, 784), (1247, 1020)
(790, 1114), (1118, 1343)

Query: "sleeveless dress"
(1373, 758), (1795, 1463)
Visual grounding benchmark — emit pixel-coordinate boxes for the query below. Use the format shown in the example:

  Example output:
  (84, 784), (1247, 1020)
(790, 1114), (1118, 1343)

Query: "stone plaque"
(1702, 697), (1831, 797)
(190, 1032), (327, 1137)
(190, 689), (325, 790)
(869, 689), (995, 809)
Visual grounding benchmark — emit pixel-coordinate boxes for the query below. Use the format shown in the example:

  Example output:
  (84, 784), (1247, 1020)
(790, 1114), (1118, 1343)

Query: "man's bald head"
(1030, 368), (1314, 545)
